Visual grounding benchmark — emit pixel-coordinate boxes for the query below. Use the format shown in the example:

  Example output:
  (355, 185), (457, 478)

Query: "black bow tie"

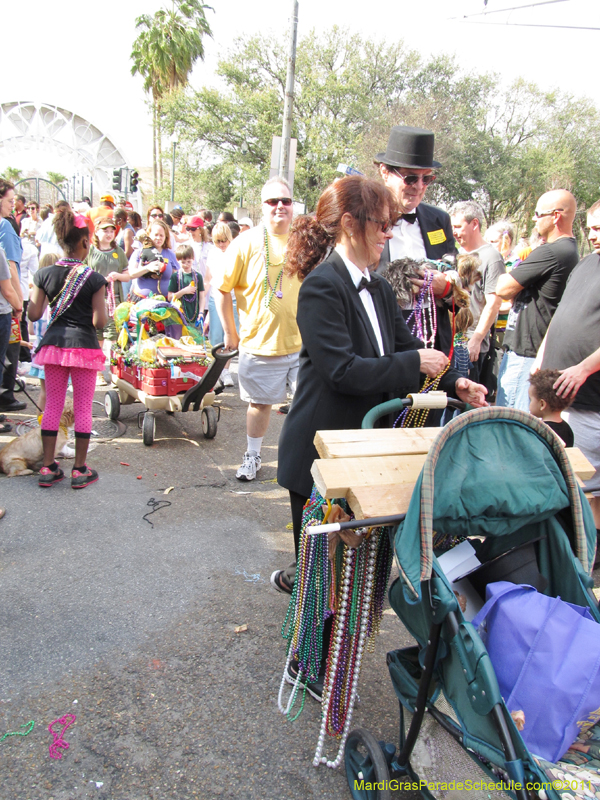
(357, 276), (380, 295)
(401, 212), (418, 224)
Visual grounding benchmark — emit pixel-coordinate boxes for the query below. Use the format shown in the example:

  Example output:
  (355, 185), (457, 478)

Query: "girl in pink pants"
(28, 207), (107, 489)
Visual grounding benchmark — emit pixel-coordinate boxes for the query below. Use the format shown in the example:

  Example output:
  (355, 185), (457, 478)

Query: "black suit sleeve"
(297, 270), (423, 397)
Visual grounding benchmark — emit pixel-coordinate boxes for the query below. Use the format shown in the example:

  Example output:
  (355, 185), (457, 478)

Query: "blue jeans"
(496, 350), (536, 412)
(0, 313), (11, 388)
(208, 294), (239, 348)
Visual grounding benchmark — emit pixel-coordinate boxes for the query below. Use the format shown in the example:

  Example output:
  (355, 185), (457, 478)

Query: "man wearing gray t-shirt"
(450, 201), (506, 389)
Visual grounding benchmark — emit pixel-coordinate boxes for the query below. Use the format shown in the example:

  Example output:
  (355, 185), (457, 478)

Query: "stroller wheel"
(345, 728), (391, 800)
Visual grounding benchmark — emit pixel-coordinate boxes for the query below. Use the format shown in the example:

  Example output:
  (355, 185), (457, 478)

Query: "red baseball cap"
(187, 215), (204, 228)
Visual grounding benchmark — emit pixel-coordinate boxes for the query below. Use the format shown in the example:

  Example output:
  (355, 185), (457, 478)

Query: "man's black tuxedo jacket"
(277, 250), (460, 499)
(376, 202), (457, 354)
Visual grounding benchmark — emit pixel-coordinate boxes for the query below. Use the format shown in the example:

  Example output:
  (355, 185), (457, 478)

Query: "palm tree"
(131, 0), (213, 193)
(1, 167), (22, 183)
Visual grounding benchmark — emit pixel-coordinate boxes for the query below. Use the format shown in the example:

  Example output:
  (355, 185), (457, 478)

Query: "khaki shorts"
(563, 408), (600, 495)
(237, 349), (299, 405)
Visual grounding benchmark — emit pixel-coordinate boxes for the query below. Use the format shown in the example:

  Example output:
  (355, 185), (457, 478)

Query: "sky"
(2, 0), (598, 181)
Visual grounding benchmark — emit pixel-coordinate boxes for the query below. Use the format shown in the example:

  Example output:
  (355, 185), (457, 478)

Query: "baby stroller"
(344, 406), (600, 800)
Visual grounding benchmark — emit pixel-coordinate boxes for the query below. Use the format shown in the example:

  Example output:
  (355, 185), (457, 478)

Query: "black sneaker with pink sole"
(38, 464), (64, 487)
(71, 466), (99, 489)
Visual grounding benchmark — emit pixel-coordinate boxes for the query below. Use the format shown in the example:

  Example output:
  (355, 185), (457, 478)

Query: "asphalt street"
(0, 375), (550, 800)
(0, 376), (411, 800)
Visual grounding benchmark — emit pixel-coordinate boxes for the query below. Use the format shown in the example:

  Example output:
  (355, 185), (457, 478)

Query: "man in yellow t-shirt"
(217, 177), (300, 481)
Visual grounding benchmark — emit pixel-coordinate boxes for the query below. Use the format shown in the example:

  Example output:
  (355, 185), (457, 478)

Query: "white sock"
(247, 436), (262, 456)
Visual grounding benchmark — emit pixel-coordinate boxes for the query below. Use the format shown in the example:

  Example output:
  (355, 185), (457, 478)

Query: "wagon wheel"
(345, 728), (391, 800)
(201, 407), (217, 439)
(104, 390), (120, 420)
(142, 411), (156, 446)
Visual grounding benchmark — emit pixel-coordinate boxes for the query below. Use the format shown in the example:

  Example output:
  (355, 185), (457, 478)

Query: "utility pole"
(280, 0), (299, 184)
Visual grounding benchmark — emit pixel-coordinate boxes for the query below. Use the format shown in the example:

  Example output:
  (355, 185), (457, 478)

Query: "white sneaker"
(221, 368), (234, 387)
(236, 451), (261, 481)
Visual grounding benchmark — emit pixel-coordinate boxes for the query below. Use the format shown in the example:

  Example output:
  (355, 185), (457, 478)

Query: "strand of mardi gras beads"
(262, 225), (286, 309)
(314, 528), (391, 769)
(394, 364), (450, 429)
(48, 713), (76, 760)
(106, 281), (116, 317)
(279, 491), (332, 718)
(405, 269), (436, 346)
(49, 263), (93, 325)
(0, 720), (34, 743)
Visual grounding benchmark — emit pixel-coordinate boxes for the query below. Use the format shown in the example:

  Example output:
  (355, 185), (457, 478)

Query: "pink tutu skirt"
(33, 345), (106, 370)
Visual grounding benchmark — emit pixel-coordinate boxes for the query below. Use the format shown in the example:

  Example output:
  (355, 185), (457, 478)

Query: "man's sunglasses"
(389, 168), (436, 186)
(149, 212), (164, 218)
(367, 217), (394, 233)
(186, 226), (199, 232)
(263, 197), (293, 207)
(533, 208), (563, 219)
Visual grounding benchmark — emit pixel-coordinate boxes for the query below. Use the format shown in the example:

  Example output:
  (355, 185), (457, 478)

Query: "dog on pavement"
(0, 401), (75, 477)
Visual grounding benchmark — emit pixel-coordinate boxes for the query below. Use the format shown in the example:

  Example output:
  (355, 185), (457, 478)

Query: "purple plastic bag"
(472, 581), (600, 762)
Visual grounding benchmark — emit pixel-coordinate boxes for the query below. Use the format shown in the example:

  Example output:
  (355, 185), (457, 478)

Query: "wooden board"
(311, 454), (427, 500)
(311, 447), (595, 520)
(566, 447), (595, 481)
(347, 484), (416, 520)
(314, 427), (440, 459)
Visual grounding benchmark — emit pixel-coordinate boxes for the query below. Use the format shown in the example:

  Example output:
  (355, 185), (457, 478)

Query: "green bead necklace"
(262, 225), (286, 309)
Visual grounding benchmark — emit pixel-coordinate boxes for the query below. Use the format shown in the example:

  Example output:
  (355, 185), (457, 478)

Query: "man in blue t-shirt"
(0, 179), (26, 412)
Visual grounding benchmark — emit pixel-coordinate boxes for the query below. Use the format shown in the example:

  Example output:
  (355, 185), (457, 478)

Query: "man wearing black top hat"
(375, 126), (456, 354)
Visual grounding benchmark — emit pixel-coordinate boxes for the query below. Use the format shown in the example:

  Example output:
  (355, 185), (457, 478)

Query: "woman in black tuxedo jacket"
(277, 176), (487, 555)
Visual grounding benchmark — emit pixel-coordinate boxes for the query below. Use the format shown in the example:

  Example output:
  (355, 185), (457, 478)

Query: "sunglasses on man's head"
(263, 197), (293, 207)
(150, 212), (164, 218)
(389, 168), (436, 186)
(533, 208), (563, 219)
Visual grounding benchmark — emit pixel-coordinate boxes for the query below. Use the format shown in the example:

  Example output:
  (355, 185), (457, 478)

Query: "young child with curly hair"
(528, 368), (574, 447)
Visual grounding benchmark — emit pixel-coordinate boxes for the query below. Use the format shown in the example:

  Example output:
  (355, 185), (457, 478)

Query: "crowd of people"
(1, 124), (599, 571)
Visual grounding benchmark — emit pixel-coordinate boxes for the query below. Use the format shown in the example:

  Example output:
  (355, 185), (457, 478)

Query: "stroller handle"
(306, 513), (407, 536)
(361, 394), (466, 429)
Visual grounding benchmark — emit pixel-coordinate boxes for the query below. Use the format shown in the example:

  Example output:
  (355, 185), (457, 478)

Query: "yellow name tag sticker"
(427, 229), (447, 245)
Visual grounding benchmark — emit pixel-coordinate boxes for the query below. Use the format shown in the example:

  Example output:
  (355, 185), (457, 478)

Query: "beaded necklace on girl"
(262, 225), (287, 309)
(49, 259), (94, 326)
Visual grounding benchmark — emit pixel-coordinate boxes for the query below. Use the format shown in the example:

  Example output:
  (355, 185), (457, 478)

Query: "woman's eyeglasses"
(367, 217), (394, 233)
(149, 212), (164, 219)
(186, 226), (199, 232)
(263, 197), (293, 207)
(389, 168), (436, 186)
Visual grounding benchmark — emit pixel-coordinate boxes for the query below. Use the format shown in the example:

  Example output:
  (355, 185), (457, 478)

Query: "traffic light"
(112, 168), (122, 191)
(129, 170), (139, 193)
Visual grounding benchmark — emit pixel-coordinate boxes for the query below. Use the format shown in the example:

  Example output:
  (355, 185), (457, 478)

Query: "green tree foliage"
(161, 26), (600, 235)
(46, 171), (67, 186)
(1, 167), (22, 183)
(131, 0), (213, 194)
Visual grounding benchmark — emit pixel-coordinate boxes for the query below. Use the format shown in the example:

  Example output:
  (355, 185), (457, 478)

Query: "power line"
(449, 0), (568, 20)
(460, 20), (600, 30)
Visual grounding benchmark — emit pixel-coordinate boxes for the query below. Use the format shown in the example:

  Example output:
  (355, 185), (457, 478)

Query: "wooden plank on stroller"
(347, 484), (415, 519)
(311, 454), (427, 499)
(566, 447), (595, 481)
(314, 427), (440, 459)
